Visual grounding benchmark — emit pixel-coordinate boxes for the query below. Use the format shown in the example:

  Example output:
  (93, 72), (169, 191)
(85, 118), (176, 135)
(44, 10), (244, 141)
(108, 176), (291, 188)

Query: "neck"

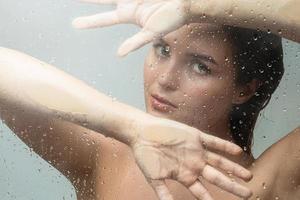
(195, 117), (255, 167)
(198, 116), (233, 143)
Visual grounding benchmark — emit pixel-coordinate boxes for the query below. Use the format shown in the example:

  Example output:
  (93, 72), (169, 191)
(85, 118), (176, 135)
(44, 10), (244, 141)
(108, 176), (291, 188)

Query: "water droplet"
(22, 17), (28, 22)
(262, 182), (267, 189)
(38, 33), (44, 39)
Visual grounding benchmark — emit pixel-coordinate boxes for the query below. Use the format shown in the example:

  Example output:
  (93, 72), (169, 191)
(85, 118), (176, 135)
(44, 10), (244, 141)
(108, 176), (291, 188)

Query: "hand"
(131, 117), (253, 200)
(72, 0), (192, 57)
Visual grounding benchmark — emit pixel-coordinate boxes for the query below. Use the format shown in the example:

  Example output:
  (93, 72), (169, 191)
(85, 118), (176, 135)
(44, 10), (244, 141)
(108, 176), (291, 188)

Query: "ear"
(232, 79), (262, 105)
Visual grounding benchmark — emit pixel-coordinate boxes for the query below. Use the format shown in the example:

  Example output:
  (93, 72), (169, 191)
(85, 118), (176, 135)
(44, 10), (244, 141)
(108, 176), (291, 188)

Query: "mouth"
(150, 94), (178, 112)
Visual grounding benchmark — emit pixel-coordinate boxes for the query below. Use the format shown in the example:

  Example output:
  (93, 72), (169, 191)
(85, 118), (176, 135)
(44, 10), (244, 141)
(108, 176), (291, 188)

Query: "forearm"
(190, 0), (300, 42)
(0, 47), (146, 145)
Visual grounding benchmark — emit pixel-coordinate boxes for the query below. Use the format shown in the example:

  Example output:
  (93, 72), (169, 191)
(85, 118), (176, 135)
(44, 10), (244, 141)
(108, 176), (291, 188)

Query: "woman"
(0, 0), (299, 200)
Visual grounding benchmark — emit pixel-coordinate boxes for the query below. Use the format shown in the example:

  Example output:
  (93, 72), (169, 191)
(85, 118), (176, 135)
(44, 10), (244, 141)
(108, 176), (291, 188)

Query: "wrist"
(120, 109), (156, 147)
(188, 0), (233, 24)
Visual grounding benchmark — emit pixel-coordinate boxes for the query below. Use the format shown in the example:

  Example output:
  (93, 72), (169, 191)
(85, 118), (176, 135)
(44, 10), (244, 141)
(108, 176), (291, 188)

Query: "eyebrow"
(186, 53), (218, 66)
(153, 38), (218, 66)
(153, 38), (168, 45)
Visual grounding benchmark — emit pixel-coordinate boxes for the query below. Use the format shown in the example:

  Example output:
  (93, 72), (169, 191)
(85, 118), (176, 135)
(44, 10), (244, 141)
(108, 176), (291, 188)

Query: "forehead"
(165, 23), (228, 43)
(161, 23), (233, 64)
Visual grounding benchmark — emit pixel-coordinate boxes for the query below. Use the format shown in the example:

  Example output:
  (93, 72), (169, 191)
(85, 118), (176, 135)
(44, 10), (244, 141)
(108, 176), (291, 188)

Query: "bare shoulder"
(256, 126), (300, 161)
(277, 126), (300, 175)
(248, 127), (300, 199)
(254, 126), (300, 174)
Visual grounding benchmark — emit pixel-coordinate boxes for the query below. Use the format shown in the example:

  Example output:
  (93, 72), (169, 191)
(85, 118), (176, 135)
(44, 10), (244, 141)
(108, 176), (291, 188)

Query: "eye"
(153, 43), (171, 58)
(191, 62), (211, 75)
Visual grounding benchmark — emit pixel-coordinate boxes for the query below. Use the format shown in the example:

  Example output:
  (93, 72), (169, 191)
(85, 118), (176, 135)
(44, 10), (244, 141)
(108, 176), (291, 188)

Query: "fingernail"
(117, 50), (126, 57)
(245, 172), (253, 181)
(72, 18), (83, 29)
(117, 46), (129, 57)
(72, 18), (89, 29)
(234, 146), (243, 154)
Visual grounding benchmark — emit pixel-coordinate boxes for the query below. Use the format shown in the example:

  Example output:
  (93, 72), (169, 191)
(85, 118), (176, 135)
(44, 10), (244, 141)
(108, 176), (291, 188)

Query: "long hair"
(224, 26), (284, 154)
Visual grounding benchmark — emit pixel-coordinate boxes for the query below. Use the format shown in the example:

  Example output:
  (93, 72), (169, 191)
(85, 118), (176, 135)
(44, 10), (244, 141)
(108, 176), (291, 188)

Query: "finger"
(202, 165), (252, 198)
(72, 11), (119, 29)
(189, 180), (214, 200)
(117, 29), (157, 57)
(205, 152), (252, 181)
(199, 133), (242, 155)
(150, 180), (174, 200)
(78, 0), (117, 4)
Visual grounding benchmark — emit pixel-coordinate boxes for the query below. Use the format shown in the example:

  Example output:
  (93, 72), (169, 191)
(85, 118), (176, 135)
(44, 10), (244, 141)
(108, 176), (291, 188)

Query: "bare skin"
(1, 23), (300, 199)
(1, 0), (300, 199)
(73, 0), (300, 56)
(143, 23), (300, 200)
(92, 127), (300, 200)
(0, 47), (252, 200)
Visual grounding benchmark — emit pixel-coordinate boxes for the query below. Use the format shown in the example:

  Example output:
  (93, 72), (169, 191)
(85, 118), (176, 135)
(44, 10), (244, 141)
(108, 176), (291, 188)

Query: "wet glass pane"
(0, 0), (300, 200)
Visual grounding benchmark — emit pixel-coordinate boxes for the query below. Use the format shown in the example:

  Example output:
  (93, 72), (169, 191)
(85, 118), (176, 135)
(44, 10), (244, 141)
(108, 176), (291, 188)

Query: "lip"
(150, 94), (178, 112)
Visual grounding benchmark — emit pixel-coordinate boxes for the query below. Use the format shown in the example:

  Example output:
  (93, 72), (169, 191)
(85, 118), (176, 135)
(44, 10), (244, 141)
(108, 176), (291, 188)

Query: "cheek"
(143, 54), (155, 90)
(144, 63), (156, 91)
(143, 51), (163, 91)
(183, 78), (235, 112)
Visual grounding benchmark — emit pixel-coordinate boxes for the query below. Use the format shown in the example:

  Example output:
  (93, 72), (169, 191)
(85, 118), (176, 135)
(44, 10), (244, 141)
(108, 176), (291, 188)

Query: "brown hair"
(224, 26), (284, 154)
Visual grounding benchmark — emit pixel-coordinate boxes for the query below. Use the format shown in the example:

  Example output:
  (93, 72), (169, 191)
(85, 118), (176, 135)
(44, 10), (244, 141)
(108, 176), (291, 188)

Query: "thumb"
(149, 180), (174, 200)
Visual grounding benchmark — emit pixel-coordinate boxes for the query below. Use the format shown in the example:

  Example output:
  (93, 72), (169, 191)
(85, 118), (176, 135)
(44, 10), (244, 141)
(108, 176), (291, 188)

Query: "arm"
(0, 46), (151, 197)
(0, 46), (145, 194)
(73, 0), (300, 58)
(245, 127), (300, 199)
(0, 47), (142, 145)
(189, 0), (300, 42)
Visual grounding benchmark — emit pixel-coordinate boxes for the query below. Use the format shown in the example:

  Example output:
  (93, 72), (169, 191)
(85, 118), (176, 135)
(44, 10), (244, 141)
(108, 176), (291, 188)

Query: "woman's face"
(144, 23), (239, 133)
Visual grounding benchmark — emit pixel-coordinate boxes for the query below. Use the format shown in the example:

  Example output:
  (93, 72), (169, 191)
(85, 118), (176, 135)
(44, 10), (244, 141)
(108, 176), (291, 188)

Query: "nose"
(157, 61), (180, 91)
